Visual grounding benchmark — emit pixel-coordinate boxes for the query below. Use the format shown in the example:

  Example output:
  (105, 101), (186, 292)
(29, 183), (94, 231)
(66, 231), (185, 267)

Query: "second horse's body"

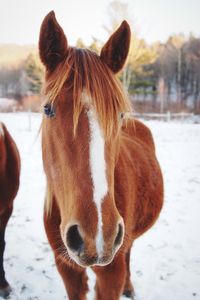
(0, 122), (20, 297)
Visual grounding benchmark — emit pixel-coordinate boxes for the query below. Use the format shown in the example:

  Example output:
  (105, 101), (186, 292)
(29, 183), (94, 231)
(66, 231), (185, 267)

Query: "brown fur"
(39, 11), (163, 300)
(0, 122), (20, 294)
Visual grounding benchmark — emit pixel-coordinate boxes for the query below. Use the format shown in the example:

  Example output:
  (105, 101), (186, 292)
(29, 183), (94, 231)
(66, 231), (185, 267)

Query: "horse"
(0, 122), (20, 297)
(39, 11), (163, 300)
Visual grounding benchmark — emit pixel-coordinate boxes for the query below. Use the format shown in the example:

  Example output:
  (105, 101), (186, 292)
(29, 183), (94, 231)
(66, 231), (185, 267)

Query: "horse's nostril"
(114, 223), (124, 248)
(66, 225), (84, 254)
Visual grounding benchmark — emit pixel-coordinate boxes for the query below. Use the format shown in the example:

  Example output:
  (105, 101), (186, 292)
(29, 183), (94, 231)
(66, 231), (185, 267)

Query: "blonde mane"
(43, 47), (132, 138)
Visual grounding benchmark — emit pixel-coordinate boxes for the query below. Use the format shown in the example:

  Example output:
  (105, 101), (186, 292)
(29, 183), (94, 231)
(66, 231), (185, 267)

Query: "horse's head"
(39, 11), (131, 267)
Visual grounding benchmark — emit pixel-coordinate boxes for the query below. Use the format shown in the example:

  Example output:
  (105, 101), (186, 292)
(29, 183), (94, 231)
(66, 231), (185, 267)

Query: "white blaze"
(87, 109), (108, 256)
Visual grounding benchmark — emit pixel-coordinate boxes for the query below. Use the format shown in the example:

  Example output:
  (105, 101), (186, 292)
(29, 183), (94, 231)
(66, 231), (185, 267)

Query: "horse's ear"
(39, 11), (68, 71)
(100, 21), (131, 73)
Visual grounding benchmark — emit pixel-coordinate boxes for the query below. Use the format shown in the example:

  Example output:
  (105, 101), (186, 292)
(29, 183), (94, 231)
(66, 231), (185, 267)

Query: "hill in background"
(0, 44), (37, 66)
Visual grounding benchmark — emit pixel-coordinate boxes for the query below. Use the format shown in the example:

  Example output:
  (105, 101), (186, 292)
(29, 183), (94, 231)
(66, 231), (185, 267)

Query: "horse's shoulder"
(0, 121), (20, 184)
(121, 118), (155, 151)
(0, 121), (20, 207)
(0, 122), (18, 152)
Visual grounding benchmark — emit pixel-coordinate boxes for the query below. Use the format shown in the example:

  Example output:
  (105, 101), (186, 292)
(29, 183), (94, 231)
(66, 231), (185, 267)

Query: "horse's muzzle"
(64, 221), (124, 267)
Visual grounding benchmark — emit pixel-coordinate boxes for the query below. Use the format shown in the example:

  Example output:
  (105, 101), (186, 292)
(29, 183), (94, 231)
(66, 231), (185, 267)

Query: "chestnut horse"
(0, 122), (20, 297)
(39, 11), (163, 300)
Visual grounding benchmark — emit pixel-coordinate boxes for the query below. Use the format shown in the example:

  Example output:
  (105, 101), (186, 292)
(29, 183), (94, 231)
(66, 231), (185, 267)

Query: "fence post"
(28, 109), (32, 131)
(181, 111), (184, 122)
(167, 111), (171, 122)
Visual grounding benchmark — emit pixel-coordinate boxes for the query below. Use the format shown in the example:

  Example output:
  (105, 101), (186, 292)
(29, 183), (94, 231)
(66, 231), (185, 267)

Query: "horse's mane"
(43, 47), (132, 138)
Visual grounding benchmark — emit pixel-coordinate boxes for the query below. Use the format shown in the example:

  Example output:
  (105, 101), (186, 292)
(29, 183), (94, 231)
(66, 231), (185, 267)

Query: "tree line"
(0, 32), (200, 113)
(123, 33), (200, 113)
(0, 45), (43, 100)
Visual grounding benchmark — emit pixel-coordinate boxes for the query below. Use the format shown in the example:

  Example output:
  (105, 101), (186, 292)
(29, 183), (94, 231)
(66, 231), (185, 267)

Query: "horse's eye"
(44, 104), (55, 118)
(119, 112), (124, 120)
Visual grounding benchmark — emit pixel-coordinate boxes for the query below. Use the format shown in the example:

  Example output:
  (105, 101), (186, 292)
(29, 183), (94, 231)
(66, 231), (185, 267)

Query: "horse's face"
(39, 11), (131, 267)
(42, 93), (123, 267)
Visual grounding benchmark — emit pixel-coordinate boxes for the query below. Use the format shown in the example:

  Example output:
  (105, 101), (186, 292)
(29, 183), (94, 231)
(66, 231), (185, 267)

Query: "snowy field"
(0, 112), (199, 300)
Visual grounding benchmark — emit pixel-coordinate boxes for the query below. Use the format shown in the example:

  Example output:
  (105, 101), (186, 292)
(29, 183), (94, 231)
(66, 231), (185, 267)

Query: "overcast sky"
(0, 0), (199, 45)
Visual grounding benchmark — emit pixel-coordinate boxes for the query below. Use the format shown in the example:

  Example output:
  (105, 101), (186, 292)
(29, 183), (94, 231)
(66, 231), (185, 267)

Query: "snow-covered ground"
(0, 113), (199, 300)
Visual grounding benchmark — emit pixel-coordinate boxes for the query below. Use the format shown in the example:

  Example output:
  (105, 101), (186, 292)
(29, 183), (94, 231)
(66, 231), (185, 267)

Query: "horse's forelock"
(42, 47), (132, 139)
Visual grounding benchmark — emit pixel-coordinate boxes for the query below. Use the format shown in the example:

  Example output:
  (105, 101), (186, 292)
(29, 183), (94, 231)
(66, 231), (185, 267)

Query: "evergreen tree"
(24, 54), (44, 94)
